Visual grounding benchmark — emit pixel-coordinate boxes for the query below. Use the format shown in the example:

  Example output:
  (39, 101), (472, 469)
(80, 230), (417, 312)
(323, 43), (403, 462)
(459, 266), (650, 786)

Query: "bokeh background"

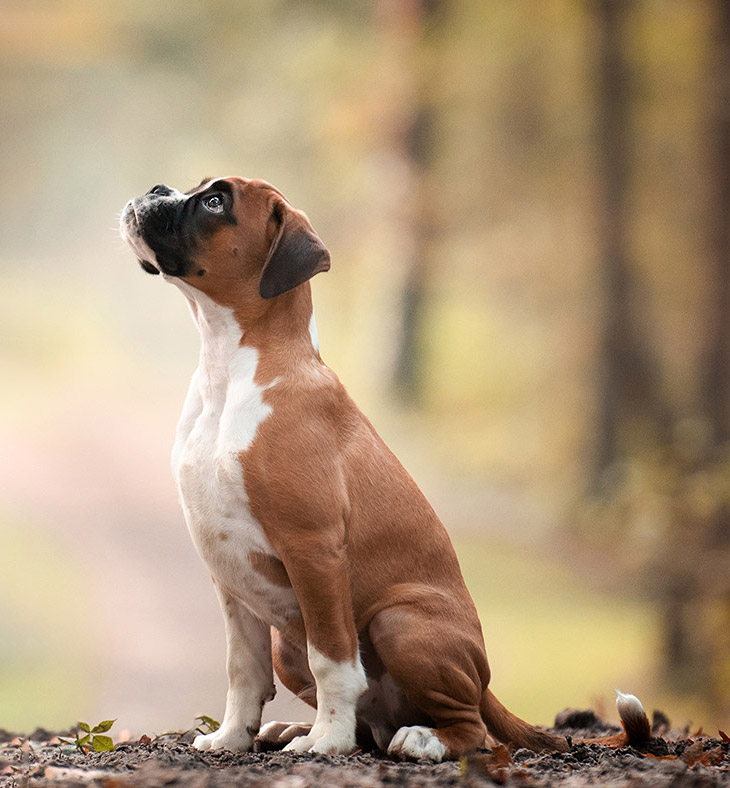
(2, 0), (729, 738)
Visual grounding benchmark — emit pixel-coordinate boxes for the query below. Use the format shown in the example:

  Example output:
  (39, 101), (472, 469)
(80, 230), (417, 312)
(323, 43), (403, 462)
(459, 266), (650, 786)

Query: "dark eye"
(202, 194), (225, 214)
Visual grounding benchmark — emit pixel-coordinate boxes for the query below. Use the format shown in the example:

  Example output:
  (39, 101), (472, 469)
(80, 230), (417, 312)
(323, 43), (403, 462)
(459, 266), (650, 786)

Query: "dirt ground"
(2, 710), (729, 788)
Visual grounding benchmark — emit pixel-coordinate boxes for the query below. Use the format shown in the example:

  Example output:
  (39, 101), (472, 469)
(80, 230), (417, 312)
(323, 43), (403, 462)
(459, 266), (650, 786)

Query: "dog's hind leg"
(368, 601), (489, 761)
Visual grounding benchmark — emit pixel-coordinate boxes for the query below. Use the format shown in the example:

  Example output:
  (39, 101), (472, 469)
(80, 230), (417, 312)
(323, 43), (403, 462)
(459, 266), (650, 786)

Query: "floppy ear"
(259, 199), (331, 299)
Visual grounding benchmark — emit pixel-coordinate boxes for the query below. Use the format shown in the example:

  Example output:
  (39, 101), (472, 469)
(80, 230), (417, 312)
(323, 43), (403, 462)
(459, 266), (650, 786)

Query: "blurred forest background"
(1, 0), (729, 737)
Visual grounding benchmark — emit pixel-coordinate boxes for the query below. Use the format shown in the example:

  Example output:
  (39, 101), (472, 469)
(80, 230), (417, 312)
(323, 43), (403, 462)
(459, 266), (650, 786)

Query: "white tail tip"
(615, 689), (645, 717)
(614, 689), (651, 745)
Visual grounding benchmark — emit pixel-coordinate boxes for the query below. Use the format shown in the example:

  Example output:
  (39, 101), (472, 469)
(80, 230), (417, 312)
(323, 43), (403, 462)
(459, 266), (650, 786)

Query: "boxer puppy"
(119, 177), (650, 761)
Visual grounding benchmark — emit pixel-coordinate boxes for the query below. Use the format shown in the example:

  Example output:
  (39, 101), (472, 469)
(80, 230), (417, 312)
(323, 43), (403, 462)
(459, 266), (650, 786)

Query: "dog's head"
(119, 177), (330, 302)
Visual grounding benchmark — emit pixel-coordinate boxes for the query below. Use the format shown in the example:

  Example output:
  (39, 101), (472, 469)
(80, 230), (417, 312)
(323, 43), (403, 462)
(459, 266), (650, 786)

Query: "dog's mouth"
(120, 200), (162, 275)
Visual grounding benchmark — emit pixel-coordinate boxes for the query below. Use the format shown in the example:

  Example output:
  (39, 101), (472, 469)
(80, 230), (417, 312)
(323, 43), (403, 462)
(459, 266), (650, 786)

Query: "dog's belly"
(173, 346), (301, 628)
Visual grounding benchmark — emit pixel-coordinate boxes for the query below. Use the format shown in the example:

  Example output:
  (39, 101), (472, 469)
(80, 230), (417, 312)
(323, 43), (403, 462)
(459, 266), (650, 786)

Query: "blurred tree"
(379, 0), (446, 404)
(702, 1), (730, 447)
(592, 0), (670, 486)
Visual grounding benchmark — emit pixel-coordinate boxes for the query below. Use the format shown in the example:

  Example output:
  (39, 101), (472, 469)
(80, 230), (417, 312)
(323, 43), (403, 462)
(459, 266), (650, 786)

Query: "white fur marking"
(283, 645), (367, 755)
(388, 726), (446, 762)
(308, 308), (319, 353)
(171, 285), (300, 627)
(615, 689), (646, 719)
(170, 286), (300, 753)
(616, 690), (644, 713)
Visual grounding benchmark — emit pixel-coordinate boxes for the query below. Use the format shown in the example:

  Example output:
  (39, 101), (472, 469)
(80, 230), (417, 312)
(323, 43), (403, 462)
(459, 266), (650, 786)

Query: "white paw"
(387, 726), (446, 762)
(282, 728), (355, 755)
(282, 733), (316, 753)
(193, 726), (254, 752)
(257, 721), (312, 748)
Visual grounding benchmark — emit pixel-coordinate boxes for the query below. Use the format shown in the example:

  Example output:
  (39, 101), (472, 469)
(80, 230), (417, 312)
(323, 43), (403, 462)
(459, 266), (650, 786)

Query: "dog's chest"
(171, 314), (299, 626)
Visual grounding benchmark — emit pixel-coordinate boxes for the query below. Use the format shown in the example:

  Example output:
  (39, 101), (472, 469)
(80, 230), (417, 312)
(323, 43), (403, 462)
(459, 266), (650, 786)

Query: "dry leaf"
(466, 744), (514, 785)
(698, 747), (724, 767)
(680, 741), (724, 767)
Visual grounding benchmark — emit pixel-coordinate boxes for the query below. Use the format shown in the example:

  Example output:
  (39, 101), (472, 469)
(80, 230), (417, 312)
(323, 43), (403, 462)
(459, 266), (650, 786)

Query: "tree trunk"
(701, 1), (730, 447)
(592, 0), (670, 486)
(382, 0), (445, 405)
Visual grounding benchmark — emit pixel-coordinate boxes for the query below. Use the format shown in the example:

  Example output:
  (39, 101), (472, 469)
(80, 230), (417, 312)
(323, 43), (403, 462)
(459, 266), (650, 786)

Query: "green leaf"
(78, 722), (91, 733)
(76, 734), (90, 749)
(91, 735), (114, 752)
(91, 720), (116, 734)
(195, 715), (220, 733)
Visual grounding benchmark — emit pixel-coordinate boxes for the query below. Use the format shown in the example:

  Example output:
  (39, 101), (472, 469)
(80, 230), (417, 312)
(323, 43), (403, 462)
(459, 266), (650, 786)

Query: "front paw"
(193, 725), (254, 753)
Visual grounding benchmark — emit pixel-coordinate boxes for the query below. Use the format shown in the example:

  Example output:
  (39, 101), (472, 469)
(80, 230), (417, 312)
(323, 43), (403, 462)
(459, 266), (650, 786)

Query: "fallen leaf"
(719, 730), (730, 743)
(680, 741), (724, 767)
(465, 744), (514, 785)
(699, 747), (724, 767)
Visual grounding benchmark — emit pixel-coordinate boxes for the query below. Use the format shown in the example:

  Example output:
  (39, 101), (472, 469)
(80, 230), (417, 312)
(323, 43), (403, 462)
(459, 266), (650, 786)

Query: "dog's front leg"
(279, 541), (367, 756)
(194, 585), (275, 752)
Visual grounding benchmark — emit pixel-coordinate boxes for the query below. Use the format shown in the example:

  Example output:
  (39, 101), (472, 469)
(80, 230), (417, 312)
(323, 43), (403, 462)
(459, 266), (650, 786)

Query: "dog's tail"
(480, 688), (651, 752)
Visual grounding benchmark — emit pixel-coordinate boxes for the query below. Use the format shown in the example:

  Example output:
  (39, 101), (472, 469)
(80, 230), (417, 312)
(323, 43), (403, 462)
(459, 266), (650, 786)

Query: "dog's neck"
(174, 280), (321, 385)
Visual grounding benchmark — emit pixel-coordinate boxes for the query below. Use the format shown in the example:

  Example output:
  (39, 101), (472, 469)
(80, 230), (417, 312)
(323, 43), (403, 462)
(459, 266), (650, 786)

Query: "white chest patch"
(171, 284), (300, 627)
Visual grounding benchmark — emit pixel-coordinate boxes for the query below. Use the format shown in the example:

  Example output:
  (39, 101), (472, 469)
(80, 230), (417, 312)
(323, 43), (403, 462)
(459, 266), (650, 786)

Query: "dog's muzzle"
(119, 185), (194, 277)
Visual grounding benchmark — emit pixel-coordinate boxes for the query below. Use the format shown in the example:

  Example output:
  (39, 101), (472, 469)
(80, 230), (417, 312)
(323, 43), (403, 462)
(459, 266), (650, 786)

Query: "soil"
(2, 711), (729, 788)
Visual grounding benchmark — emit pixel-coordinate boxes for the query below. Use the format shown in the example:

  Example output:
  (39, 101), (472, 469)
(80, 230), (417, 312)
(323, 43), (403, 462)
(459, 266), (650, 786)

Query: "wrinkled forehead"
(185, 176), (288, 203)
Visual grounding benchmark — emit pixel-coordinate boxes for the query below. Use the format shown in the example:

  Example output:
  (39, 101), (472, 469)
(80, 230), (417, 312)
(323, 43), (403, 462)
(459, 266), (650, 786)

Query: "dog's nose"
(147, 183), (173, 197)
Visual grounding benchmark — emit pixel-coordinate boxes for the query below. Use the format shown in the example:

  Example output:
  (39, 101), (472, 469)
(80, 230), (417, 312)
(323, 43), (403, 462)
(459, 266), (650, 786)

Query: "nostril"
(147, 184), (171, 196)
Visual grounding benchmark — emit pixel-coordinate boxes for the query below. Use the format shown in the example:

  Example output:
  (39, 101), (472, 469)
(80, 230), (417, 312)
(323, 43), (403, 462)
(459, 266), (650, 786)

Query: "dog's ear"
(259, 199), (331, 299)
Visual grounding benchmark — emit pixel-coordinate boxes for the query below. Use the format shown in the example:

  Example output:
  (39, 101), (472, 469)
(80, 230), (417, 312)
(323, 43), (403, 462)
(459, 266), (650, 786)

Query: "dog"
(119, 176), (650, 761)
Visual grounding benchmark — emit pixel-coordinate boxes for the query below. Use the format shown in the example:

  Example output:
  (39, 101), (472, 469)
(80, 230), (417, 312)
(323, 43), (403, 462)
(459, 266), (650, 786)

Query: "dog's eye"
(202, 194), (225, 214)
